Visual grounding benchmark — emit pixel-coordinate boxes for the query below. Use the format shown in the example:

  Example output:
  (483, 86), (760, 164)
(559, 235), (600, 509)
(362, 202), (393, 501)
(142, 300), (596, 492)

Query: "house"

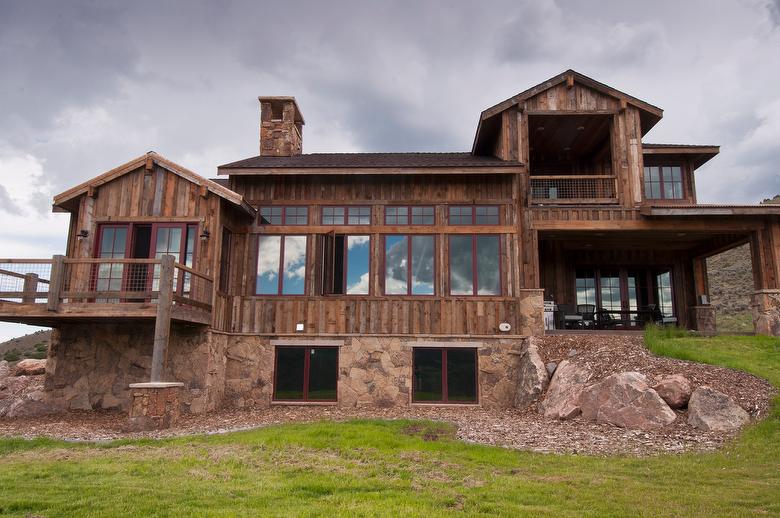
(1, 70), (779, 424)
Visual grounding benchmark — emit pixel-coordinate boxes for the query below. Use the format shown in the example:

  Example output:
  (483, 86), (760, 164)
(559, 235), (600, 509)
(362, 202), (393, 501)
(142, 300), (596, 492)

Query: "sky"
(0, 0), (779, 340)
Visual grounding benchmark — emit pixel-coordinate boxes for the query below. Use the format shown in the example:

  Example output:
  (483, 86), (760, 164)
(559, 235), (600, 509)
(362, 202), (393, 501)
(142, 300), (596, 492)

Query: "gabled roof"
(53, 151), (255, 215)
(472, 69), (664, 154)
(218, 152), (521, 175)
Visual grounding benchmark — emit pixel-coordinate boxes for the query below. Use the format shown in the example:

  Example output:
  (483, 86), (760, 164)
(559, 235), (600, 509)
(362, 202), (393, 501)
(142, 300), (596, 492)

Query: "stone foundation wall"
(690, 305), (717, 336)
(44, 323), (226, 413)
(222, 334), (527, 410)
(752, 289), (780, 336)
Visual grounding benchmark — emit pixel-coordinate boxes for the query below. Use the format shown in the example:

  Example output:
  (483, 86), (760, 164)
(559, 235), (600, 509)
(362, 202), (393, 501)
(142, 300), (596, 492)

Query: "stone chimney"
(259, 97), (304, 156)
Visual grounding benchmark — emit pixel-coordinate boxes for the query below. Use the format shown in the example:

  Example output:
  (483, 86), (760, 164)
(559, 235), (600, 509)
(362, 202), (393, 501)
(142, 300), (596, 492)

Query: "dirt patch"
(402, 422), (456, 441)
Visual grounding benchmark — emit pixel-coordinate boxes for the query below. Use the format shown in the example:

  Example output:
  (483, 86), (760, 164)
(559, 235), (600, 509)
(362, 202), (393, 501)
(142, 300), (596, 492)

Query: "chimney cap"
(258, 96), (305, 124)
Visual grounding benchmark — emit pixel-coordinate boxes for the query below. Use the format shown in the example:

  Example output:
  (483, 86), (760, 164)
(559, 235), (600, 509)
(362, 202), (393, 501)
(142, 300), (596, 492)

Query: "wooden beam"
(566, 74), (574, 89)
(150, 254), (175, 382)
(22, 273), (39, 304)
(47, 255), (64, 311)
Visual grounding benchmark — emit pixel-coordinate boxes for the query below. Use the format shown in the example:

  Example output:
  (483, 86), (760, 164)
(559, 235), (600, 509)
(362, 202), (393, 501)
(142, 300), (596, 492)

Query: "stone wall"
(518, 289), (545, 336)
(690, 305), (717, 336)
(752, 289), (780, 336)
(222, 334), (526, 410)
(44, 322), (225, 413)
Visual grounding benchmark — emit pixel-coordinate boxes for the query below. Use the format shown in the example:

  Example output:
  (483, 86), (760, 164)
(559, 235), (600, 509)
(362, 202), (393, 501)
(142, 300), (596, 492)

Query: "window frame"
(643, 165), (685, 201)
(258, 206), (309, 226)
(574, 266), (676, 319)
(447, 234), (503, 297)
(411, 347), (479, 404)
(384, 205), (435, 226)
(447, 205), (501, 225)
(272, 345), (339, 402)
(255, 234), (309, 296)
(381, 234), (437, 296)
(321, 205), (372, 226)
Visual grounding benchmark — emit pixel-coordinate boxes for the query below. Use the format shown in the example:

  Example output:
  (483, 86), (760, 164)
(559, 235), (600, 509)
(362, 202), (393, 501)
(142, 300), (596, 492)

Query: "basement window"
(273, 346), (338, 401)
(412, 348), (477, 403)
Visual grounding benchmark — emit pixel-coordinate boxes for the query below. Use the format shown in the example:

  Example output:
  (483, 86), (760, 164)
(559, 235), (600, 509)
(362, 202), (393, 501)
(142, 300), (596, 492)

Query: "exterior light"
(199, 230), (211, 241)
(77, 230), (89, 240)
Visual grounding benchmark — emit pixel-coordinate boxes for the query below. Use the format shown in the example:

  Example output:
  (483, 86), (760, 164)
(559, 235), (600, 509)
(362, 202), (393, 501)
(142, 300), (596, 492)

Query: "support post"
(22, 273), (39, 304)
(150, 254), (175, 382)
(47, 255), (65, 311)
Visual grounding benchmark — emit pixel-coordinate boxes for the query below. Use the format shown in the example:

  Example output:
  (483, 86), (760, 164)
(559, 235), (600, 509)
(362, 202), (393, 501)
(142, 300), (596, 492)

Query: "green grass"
(0, 332), (778, 517)
(716, 310), (755, 334)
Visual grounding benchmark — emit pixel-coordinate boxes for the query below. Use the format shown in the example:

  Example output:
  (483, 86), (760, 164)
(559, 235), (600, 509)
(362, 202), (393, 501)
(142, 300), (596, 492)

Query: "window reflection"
(346, 236), (370, 295)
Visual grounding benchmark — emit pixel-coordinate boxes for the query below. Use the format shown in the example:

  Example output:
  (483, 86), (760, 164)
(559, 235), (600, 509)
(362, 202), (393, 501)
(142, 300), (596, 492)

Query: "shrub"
(3, 349), (22, 362)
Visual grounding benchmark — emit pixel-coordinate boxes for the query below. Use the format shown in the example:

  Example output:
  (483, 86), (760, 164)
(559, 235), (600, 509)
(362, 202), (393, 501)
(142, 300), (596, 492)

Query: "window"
(599, 271), (621, 312)
(655, 271), (674, 317)
(385, 206), (435, 225)
(259, 206), (308, 225)
(412, 348), (477, 403)
(384, 235), (435, 295)
(575, 269), (596, 306)
(321, 235), (370, 295)
(322, 206), (371, 225)
(448, 235), (501, 295)
(643, 166), (683, 200)
(273, 346), (338, 401)
(219, 228), (232, 293)
(448, 205), (499, 225)
(95, 225), (128, 301)
(256, 235), (308, 295)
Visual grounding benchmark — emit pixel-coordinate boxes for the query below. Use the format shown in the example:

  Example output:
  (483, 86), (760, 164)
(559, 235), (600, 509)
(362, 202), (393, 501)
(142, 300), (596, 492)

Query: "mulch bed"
(0, 334), (774, 457)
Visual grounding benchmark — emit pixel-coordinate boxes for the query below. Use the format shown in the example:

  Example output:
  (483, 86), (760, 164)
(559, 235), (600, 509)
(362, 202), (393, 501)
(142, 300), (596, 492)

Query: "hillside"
(0, 329), (51, 362)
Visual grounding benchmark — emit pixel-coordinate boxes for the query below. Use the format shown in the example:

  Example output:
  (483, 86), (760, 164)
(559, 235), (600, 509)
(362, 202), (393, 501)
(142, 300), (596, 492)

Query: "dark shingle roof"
(219, 152), (520, 170)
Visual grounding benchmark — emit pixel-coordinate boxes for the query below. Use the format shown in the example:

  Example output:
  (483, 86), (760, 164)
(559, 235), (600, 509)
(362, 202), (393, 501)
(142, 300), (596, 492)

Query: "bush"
(3, 349), (22, 362)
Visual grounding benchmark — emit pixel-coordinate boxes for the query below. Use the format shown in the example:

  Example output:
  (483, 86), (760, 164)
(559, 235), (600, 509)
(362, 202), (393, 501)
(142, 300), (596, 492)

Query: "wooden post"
(692, 256), (710, 301)
(22, 273), (39, 304)
(47, 255), (65, 311)
(151, 254), (175, 382)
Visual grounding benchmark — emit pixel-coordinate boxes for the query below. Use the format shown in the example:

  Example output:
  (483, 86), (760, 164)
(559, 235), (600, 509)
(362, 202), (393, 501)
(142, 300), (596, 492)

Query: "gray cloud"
(0, 185), (19, 214)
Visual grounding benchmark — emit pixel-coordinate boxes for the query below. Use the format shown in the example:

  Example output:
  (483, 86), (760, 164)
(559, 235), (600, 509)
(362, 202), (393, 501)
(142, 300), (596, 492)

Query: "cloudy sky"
(0, 0), (779, 339)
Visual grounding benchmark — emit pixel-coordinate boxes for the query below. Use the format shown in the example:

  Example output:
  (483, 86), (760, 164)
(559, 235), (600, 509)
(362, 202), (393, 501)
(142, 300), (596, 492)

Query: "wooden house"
(1, 70), (779, 419)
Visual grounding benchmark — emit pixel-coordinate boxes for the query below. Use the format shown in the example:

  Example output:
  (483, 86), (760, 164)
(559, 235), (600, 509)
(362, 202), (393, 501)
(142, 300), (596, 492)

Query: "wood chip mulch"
(0, 334), (774, 457)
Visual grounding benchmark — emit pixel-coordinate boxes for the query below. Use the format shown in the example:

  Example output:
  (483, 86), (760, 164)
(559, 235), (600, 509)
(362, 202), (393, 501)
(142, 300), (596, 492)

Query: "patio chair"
(576, 304), (596, 328)
(557, 304), (583, 329)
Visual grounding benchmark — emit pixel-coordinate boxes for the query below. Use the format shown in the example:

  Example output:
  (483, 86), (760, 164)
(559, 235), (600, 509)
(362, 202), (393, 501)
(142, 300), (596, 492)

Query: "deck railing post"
(22, 273), (39, 304)
(47, 255), (65, 311)
(150, 254), (175, 382)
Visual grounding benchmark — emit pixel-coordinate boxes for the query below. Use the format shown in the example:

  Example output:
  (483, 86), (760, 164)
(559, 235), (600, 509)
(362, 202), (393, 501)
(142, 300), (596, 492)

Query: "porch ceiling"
(538, 230), (748, 255)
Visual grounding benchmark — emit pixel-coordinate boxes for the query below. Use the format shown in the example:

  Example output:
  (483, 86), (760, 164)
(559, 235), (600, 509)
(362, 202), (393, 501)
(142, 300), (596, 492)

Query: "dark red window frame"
(447, 234), (502, 296)
(447, 205), (500, 225)
(321, 205), (371, 225)
(255, 234), (308, 296)
(384, 205), (435, 225)
(411, 347), (478, 404)
(272, 346), (339, 402)
(381, 234), (437, 296)
(258, 206), (309, 225)
(643, 165), (685, 200)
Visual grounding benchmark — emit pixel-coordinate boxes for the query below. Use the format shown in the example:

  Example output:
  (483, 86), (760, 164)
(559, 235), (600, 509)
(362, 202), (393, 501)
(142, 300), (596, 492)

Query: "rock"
(545, 362), (557, 377)
(539, 360), (591, 420)
(68, 392), (92, 411)
(515, 342), (548, 408)
(567, 349), (578, 358)
(0, 360), (10, 380)
(579, 372), (676, 430)
(652, 374), (692, 409)
(687, 386), (750, 431)
(14, 358), (47, 376)
(6, 398), (65, 418)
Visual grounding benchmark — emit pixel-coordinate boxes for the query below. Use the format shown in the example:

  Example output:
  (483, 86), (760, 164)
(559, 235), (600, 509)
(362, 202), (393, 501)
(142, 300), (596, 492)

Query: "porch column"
(750, 220), (780, 336)
(690, 256), (716, 336)
(150, 254), (175, 382)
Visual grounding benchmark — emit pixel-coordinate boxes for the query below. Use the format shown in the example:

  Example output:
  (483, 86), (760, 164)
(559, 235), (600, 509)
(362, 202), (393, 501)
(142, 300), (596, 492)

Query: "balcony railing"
(0, 256), (213, 324)
(530, 175), (617, 204)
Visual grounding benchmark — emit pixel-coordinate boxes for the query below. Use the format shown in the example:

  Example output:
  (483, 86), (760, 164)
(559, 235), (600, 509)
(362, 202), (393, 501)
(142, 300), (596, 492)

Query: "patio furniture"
(557, 304), (584, 329)
(576, 304), (596, 328)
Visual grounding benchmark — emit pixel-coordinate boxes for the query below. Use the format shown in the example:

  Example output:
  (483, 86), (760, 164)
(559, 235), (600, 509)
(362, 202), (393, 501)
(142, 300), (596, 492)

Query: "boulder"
(6, 398), (65, 418)
(652, 374), (692, 409)
(539, 360), (591, 420)
(687, 386), (750, 431)
(0, 360), (10, 380)
(579, 372), (676, 430)
(545, 362), (557, 377)
(14, 358), (47, 376)
(515, 341), (548, 408)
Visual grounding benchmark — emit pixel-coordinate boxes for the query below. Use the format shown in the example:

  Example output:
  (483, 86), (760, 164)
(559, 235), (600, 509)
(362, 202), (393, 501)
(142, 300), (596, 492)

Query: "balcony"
(0, 256), (213, 326)
(530, 175), (617, 204)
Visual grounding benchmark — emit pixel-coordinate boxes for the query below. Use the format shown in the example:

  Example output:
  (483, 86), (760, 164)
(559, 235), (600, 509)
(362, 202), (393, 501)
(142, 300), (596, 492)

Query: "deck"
(0, 256), (213, 326)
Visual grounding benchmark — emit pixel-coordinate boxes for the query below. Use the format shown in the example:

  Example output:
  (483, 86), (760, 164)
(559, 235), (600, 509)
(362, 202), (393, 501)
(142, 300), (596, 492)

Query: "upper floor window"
(322, 206), (371, 225)
(384, 235), (435, 295)
(448, 205), (500, 225)
(320, 234), (370, 295)
(643, 166), (683, 200)
(259, 206), (308, 225)
(448, 235), (501, 296)
(256, 235), (307, 295)
(385, 206), (435, 225)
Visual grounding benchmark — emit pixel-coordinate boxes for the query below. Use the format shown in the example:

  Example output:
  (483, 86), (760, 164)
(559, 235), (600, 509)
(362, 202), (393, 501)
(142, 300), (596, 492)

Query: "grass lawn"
(0, 330), (778, 517)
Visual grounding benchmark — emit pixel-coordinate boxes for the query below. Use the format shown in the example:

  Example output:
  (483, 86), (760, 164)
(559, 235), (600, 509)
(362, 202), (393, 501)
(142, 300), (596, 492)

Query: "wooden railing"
(530, 175), (617, 204)
(0, 256), (213, 314)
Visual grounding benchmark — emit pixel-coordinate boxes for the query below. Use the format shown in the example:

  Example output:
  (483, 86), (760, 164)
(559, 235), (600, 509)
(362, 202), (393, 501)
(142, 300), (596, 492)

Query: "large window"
(259, 206), (309, 225)
(448, 205), (499, 225)
(385, 206), (435, 225)
(384, 235), (435, 295)
(574, 267), (674, 322)
(412, 348), (477, 403)
(322, 206), (371, 225)
(321, 234), (370, 295)
(274, 346), (338, 401)
(449, 235), (501, 296)
(643, 166), (683, 200)
(655, 271), (674, 317)
(256, 235), (308, 295)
